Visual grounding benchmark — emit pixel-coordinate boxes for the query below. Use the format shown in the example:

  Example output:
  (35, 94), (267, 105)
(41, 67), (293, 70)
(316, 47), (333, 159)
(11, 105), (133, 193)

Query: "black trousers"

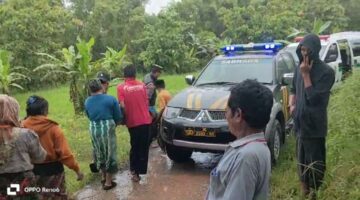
(296, 137), (326, 190)
(128, 124), (151, 175)
(149, 120), (160, 141)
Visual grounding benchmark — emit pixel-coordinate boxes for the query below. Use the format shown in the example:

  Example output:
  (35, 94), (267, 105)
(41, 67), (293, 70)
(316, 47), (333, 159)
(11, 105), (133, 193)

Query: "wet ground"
(75, 145), (222, 200)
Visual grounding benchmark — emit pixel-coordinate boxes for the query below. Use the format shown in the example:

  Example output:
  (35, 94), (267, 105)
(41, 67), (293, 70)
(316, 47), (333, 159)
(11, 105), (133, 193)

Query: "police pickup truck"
(159, 43), (295, 164)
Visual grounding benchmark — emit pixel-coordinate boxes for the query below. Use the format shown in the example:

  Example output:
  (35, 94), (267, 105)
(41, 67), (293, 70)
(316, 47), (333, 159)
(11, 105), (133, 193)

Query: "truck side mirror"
(282, 73), (294, 85)
(185, 75), (195, 85)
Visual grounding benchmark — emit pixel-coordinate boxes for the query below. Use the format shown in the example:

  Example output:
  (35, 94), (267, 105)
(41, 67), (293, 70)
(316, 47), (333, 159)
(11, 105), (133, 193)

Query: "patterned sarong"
(89, 120), (118, 173)
(36, 172), (67, 199)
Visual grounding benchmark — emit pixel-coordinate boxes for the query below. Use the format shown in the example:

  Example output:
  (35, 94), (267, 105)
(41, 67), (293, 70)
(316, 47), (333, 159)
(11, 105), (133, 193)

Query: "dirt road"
(76, 146), (222, 200)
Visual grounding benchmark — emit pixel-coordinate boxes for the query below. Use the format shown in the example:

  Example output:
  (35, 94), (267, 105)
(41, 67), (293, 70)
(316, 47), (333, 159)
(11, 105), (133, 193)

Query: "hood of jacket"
(22, 115), (58, 136)
(296, 33), (322, 64)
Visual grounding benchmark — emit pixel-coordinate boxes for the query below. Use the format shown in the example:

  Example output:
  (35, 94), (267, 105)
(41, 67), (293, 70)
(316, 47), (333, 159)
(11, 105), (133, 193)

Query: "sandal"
(131, 174), (141, 182)
(102, 178), (115, 185)
(103, 181), (117, 190)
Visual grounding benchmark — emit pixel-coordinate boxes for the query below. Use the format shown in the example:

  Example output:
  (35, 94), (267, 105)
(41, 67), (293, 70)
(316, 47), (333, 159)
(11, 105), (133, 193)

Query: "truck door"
(324, 43), (342, 84)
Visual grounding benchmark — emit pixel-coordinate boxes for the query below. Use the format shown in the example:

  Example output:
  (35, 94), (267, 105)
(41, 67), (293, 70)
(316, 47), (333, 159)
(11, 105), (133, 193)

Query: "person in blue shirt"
(85, 79), (123, 190)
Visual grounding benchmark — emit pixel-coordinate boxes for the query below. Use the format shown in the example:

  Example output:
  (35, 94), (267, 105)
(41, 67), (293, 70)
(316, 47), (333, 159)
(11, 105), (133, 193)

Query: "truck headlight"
(163, 107), (181, 119)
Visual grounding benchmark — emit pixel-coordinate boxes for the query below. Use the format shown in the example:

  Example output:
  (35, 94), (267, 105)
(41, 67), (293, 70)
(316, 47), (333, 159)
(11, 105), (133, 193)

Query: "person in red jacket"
(117, 64), (152, 182)
(22, 95), (84, 199)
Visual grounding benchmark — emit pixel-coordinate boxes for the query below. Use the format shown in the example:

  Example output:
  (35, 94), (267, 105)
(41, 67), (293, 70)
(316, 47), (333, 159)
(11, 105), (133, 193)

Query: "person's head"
(88, 79), (104, 94)
(296, 33), (321, 63)
(26, 95), (49, 117)
(0, 95), (20, 151)
(151, 64), (162, 79)
(226, 79), (273, 138)
(0, 94), (20, 128)
(154, 79), (165, 91)
(97, 71), (110, 93)
(124, 64), (136, 78)
(300, 45), (311, 58)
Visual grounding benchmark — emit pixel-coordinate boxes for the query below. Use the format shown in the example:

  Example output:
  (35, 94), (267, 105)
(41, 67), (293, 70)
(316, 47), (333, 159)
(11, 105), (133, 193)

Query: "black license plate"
(184, 127), (216, 137)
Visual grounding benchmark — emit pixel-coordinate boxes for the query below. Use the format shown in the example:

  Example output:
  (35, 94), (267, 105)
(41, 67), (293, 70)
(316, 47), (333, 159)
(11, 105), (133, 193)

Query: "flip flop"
(103, 181), (117, 190)
(131, 174), (141, 182)
(102, 178), (116, 185)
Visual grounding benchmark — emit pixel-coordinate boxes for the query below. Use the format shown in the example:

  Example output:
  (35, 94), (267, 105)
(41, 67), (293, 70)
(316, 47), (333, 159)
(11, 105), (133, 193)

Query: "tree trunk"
(69, 77), (82, 115)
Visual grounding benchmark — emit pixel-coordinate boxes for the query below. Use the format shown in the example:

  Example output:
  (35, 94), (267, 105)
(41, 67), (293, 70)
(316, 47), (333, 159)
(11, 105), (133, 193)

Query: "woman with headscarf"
(0, 95), (47, 198)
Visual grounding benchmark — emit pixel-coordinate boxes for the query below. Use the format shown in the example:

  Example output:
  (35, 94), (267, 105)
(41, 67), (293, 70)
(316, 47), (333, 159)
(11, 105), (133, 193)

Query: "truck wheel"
(269, 120), (282, 165)
(166, 144), (192, 162)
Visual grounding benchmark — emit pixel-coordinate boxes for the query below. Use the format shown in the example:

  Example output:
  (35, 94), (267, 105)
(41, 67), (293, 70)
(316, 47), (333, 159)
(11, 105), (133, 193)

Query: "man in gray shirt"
(207, 79), (273, 200)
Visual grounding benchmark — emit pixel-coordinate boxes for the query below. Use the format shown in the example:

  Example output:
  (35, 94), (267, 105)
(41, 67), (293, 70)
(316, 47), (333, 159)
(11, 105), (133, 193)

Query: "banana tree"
(101, 45), (127, 70)
(287, 18), (332, 39)
(0, 50), (29, 95)
(35, 37), (95, 114)
(99, 45), (127, 81)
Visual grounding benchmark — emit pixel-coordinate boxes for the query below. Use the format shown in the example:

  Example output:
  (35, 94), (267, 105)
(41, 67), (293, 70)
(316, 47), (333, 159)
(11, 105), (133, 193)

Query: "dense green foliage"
(0, 0), (358, 91)
(0, 0), (72, 88)
(0, 49), (28, 94)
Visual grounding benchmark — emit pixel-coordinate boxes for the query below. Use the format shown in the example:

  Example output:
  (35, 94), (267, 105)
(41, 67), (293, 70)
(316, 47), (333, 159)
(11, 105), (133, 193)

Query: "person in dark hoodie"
(289, 34), (335, 198)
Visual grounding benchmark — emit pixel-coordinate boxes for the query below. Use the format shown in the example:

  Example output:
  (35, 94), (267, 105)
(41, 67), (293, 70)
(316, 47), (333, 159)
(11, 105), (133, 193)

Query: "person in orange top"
(152, 79), (172, 146)
(22, 95), (84, 199)
(154, 79), (172, 115)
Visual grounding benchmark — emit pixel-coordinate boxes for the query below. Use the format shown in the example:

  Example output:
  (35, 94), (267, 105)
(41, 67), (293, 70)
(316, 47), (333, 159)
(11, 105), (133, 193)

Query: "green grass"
(13, 71), (359, 199)
(13, 73), (190, 196)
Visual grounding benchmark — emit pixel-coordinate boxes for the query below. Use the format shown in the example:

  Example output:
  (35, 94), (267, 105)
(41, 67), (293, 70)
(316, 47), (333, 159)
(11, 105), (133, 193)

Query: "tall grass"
(13, 73), (190, 196)
(318, 69), (360, 199)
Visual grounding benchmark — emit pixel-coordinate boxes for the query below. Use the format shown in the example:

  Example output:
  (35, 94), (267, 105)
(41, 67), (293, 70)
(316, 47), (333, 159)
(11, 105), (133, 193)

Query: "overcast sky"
(145, 0), (179, 15)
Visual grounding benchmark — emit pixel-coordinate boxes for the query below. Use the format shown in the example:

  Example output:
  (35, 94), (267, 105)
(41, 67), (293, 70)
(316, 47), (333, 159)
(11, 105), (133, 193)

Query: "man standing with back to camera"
(289, 34), (335, 199)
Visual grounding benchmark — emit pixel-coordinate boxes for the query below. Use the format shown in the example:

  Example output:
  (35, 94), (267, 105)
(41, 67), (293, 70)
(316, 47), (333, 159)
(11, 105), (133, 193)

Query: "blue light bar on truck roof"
(220, 43), (283, 55)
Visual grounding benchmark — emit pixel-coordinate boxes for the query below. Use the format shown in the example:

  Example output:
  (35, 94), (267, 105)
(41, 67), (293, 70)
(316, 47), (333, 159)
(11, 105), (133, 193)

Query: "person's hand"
(76, 171), (84, 181)
(300, 55), (313, 74)
(289, 104), (296, 116)
(147, 83), (155, 89)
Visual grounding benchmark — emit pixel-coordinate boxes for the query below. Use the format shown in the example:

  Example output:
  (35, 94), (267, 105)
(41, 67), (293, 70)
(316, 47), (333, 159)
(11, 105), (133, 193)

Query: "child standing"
(154, 79), (172, 115)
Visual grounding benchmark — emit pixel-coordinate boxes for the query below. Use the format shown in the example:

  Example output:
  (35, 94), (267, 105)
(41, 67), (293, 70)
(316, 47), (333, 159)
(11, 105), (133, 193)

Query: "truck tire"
(166, 144), (192, 162)
(269, 119), (282, 165)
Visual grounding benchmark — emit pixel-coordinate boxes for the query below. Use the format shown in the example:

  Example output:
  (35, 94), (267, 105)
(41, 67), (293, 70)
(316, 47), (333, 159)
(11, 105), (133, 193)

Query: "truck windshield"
(195, 58), (274, 86)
